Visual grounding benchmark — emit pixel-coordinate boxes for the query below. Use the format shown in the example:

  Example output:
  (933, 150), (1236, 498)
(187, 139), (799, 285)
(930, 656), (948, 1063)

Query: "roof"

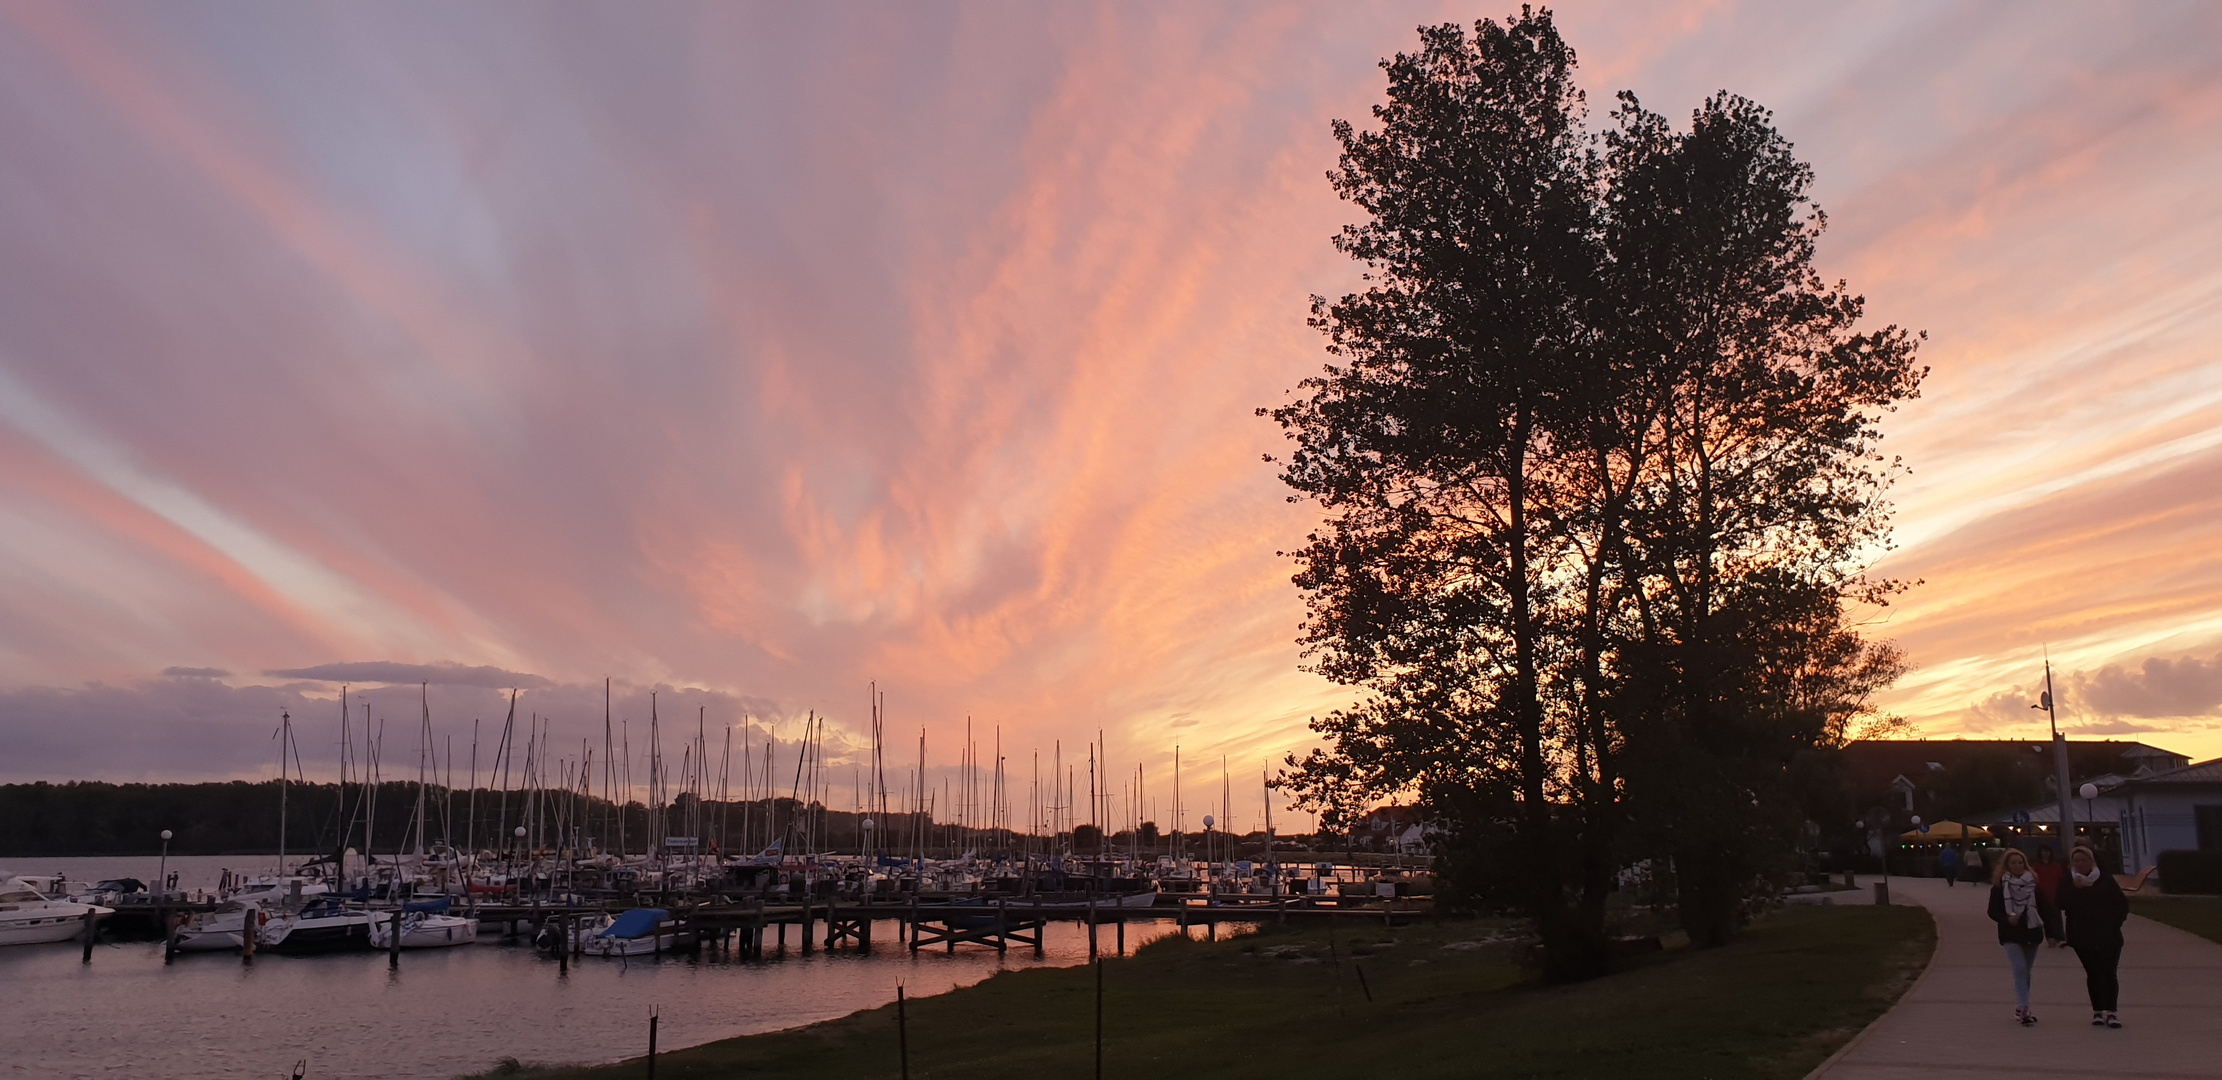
(2112, 757), (2222, 791)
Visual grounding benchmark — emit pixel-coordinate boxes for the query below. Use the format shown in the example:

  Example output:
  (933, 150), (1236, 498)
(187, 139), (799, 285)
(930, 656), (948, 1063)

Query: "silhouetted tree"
(1273, 10), (1922, 969)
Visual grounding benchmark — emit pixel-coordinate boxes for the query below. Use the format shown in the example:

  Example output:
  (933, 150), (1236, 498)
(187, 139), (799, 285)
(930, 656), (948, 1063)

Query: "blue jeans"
(2005, 941), (2040, 1010)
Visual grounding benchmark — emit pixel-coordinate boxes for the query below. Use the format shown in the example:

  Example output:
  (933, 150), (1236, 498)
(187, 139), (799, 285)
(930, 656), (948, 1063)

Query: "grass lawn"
(477, 904), (1933, 1080)
(2130, 894), (2222, 945)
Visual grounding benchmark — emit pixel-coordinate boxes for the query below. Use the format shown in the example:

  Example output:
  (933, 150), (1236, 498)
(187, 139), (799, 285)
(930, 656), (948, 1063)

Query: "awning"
(1900, 820), (1991, 842)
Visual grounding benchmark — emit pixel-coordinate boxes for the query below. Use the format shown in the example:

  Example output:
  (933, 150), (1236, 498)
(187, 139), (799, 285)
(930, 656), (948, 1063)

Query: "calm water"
(2, 856), (1192, 1079)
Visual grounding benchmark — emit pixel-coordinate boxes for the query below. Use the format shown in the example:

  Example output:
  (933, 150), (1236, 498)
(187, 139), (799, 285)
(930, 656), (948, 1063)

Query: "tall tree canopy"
(1270, 9), (1923, 976)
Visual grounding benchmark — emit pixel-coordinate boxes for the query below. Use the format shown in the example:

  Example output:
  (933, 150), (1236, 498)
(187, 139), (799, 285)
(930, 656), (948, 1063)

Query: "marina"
(2, 847), (1429, 1079)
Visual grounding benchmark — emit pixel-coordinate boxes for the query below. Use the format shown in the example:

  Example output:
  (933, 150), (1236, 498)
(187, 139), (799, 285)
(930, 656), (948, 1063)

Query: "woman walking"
(2057, 844), (2128, 1028)
(2031, 845), (2064, 904)
(1989, 847), (2058, 1025)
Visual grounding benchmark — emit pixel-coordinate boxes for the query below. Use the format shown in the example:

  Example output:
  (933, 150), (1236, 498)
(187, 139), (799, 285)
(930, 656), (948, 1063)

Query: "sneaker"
(2093, 1013), (2107, 1026)
(2023, 1012), (2039, 1026)
(2105, 1014), (2121, 1029)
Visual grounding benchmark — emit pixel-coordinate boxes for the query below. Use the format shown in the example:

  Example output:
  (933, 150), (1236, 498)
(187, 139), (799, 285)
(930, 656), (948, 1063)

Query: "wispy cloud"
(1, 2), (2221, 788)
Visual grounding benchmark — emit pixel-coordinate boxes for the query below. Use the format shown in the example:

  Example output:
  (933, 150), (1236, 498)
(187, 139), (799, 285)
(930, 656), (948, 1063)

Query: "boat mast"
(415, 683), (430, 861)
(277, 708), (290, 874)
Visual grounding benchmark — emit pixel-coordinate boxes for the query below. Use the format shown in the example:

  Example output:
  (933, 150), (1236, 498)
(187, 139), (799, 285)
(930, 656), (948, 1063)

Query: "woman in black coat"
(2056, 844), (2129, 1027)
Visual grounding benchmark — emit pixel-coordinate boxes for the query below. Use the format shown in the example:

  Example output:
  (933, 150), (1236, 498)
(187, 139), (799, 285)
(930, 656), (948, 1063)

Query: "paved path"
(1811, 875), (2222, 1077)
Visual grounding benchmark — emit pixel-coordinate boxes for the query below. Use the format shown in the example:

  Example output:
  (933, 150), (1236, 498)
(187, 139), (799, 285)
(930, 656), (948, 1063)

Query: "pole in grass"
(647, 1006), (659, 1080)
(1094, 957), (1104, 1080)
(897, 983), (910, 1080)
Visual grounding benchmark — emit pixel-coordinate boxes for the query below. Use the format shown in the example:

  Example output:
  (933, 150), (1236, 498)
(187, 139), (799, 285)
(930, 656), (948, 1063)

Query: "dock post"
(558, 915), (569, 975)
(1117, 917), (1124, 956)
(389, 910), (402, 969)
(996, 898), (1008, 954)
(1087, 899), (1097, 961)
(164, 913), (179, 964)
(802, 903), (813, 955)
(80, 907), (95, 962)
(897, 985), (910, 1080)
(777, 919), (786, 950)
(646, 1011), (658, 1080)
(241, 911), (257, 962)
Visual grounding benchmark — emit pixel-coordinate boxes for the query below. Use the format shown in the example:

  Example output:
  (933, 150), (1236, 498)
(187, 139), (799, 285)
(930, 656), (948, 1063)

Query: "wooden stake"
(80, 907), (95, 963)
(389, 910), (403, 969)
(897, 985), (910, 1080)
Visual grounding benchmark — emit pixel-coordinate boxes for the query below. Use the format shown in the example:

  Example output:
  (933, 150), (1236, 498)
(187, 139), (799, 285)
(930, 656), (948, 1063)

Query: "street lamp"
(2079, 783), (2099, 848)
(159, 829), (173, 898)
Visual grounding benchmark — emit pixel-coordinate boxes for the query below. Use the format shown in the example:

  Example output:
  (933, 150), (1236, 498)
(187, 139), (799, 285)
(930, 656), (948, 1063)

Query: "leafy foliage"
(1269, 10), (1923, 969)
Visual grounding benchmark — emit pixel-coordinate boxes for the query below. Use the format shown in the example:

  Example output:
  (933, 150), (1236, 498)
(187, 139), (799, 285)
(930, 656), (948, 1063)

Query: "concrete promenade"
(1810, 875), (2222, 1077)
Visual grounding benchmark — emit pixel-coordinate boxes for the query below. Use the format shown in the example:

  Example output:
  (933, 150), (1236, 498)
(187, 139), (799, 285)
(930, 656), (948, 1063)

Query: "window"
(2196, 806), (2222, 850)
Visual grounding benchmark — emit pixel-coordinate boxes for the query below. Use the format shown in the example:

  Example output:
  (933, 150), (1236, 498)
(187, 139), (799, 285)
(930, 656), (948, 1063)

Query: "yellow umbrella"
(1899, 820), (1991, 842)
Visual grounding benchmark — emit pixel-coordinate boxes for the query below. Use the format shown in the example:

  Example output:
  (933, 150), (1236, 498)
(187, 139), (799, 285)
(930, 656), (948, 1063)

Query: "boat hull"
(370, 914), (478, 949)
(0, 905), (109, 946)
(261, 914), (373, 955)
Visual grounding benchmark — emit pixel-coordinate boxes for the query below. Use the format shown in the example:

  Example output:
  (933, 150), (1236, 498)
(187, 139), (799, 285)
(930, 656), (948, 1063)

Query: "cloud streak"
(2, 2), (2221, 791)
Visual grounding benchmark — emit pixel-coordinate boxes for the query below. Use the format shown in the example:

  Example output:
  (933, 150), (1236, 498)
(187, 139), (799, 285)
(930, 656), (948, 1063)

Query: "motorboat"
(173, 902), (261, 952)
(0, 877), (113, 946)
(368, 898), (477, 949)
(258, 897), (374, 954)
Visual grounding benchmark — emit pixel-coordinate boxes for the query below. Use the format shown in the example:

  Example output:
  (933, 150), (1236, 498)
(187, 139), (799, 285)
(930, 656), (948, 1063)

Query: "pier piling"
(896, 985), (910, 1080)
(389, 910), (402, 969)
(80, 907), (95, 962)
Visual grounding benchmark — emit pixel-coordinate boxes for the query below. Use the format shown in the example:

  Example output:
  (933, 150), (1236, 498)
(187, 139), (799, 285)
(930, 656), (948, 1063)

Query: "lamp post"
(2079, 782), (2099, 853)
(1202, 815), (1215, 889)
(2032, 660), (2075, 859)
(158, 829), (173, 898)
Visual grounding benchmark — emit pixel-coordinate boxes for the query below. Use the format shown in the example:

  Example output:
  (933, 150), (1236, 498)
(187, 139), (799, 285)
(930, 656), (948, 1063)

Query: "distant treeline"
(1, 780), (926, 857)
(0, 780), (1231, 858)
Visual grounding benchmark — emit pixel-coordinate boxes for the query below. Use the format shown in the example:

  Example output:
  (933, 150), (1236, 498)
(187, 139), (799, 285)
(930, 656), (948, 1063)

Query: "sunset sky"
(2, 2), (2219, 816)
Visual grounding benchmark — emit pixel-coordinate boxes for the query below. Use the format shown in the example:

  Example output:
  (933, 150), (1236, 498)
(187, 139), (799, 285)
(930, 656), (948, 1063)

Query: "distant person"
(1964, 845), (1988, 883)
(2031, 845), (2064, 904)
(1989, 847), (2059, 1026)
(1939, 844), (1961, 886)
(2057, 844), (2128, 1028)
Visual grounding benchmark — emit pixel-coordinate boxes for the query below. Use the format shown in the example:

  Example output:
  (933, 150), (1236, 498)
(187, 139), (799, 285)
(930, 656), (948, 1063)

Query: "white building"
(2112, 758), (2222, 875)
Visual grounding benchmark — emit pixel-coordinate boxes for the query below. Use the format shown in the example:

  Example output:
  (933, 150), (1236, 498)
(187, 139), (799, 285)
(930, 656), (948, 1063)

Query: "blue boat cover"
(402, 896), (451, 914)
(602, 907), (670, 939)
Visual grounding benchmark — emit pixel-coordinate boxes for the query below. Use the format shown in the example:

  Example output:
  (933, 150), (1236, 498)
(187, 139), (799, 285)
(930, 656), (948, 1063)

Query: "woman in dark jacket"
(1989, 847), (2059, 1025)
(2057, 844), (2128, 1027)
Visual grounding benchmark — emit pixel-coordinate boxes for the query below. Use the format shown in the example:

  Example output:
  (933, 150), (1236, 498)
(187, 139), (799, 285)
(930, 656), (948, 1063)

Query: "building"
(1836, 738), (2188, 832)
(2109, 758), (2222, 874)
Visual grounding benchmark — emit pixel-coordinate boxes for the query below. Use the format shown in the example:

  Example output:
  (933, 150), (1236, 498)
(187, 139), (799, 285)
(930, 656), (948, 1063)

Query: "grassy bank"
(477, 902), (1933, 1080)
(2130, 894), (2222, 945)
